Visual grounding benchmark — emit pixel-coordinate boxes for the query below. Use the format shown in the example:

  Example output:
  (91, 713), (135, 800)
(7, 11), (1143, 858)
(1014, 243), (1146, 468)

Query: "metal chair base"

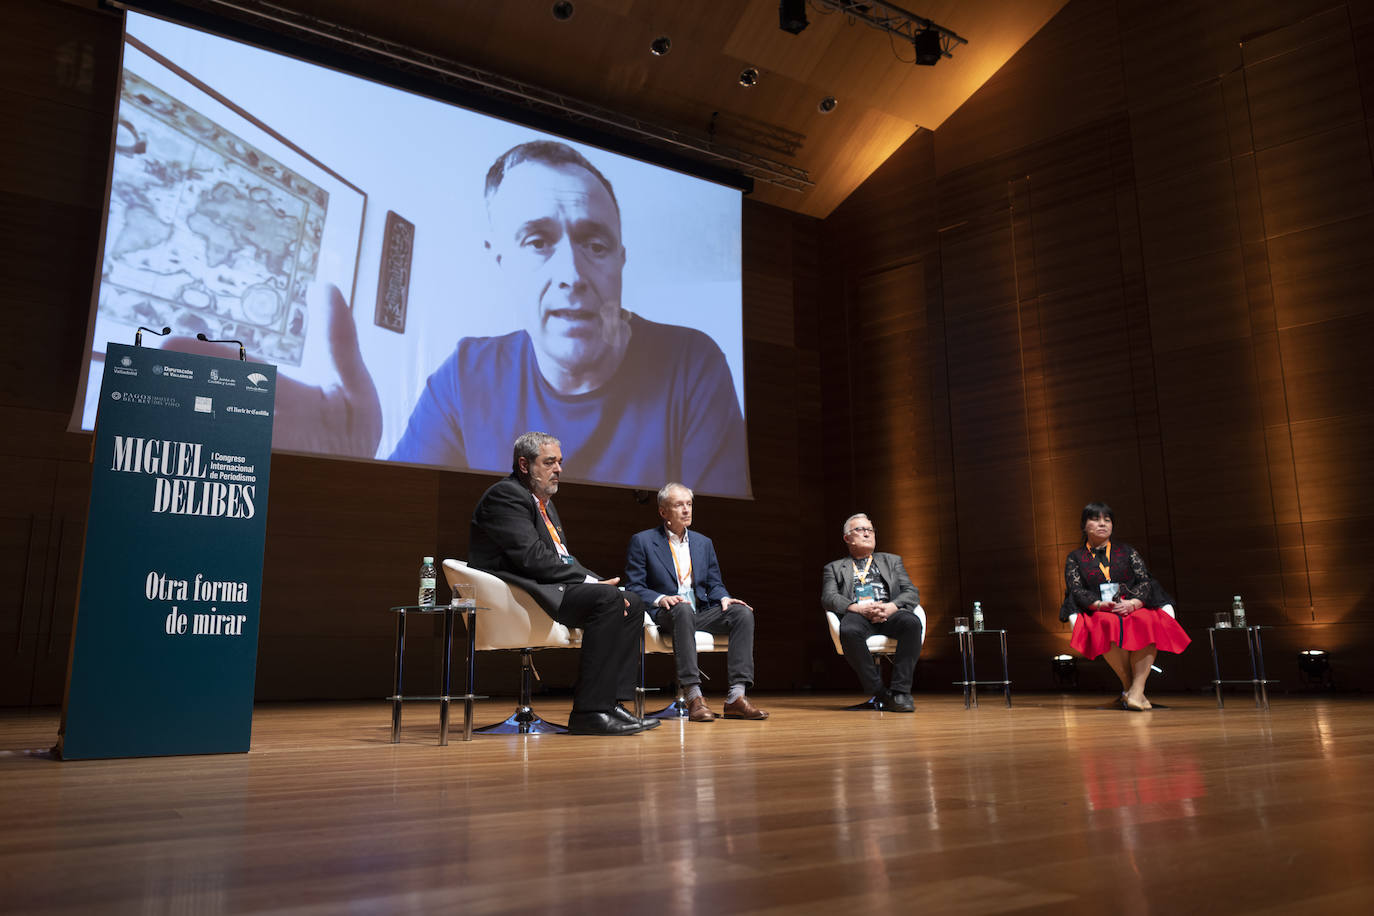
(648, 697), (689, 719)
(474, 704), (567, 735)
(474, 649), (568, 735)
(842, 695), (886, 711)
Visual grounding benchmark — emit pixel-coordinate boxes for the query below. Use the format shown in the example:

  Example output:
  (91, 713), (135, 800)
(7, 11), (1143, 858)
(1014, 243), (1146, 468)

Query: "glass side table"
(389, 602), (482, 744)
(950, 628), (1012, 709)
(1207, 625), (1276, 710)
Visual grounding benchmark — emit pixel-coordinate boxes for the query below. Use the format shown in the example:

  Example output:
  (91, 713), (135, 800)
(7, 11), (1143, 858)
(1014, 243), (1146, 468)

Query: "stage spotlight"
(779, 0), (808, 35)
(914, 28), (942, 65)
(738, 67), (759, 87)
(551, 1), (574, 21)
(1051, 653), (1078, 688)
(1299, 649), (1332, 686)
(650, 35), (671, 56)
(818, 96), (837, 113)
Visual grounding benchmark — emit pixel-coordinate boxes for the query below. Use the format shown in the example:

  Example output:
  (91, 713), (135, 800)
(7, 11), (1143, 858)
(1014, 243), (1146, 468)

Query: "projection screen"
(73, 10), (751, 498)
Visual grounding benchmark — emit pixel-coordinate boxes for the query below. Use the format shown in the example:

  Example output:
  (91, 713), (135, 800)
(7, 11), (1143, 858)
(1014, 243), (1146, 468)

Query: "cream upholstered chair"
(825, 604), (926, 710)
(442, 559), (579, 734)
(640, 612), (730, 718)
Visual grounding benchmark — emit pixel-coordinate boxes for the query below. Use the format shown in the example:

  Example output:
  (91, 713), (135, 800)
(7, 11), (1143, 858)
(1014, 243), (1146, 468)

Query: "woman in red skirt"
(1060, 502), (1190, 710)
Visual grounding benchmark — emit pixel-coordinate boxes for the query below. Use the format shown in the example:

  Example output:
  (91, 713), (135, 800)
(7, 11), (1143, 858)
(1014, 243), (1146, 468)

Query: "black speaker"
(914, 28), (942, 65)
(779, 0), (808, 35)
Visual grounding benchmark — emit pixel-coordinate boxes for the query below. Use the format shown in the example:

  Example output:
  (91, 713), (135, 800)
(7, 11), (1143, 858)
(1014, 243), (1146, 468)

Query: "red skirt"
(1070, 607), (1191, 659)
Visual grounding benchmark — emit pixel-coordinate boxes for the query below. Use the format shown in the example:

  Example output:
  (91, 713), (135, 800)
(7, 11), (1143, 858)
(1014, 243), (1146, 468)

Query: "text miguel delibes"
(111, 436), (256, 519)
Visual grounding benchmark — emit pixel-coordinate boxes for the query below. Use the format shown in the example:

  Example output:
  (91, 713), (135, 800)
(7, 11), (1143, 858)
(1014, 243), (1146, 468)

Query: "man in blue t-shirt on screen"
(390, 140), (749, 498)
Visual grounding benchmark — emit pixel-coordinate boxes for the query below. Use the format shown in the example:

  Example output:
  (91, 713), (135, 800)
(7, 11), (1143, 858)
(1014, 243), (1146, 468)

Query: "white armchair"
(442, 559), (579, 735)
(824, 604), (927, 710)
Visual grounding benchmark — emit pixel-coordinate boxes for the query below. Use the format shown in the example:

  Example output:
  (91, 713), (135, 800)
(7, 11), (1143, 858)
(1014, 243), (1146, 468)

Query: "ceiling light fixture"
(650, 35), (671, 56)
(814, 1), (967, 64)
(738, 67), (759, 87)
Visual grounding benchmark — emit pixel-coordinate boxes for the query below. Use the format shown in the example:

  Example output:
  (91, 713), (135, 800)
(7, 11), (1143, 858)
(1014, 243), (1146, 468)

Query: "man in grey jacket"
(820, 513), (924, 712)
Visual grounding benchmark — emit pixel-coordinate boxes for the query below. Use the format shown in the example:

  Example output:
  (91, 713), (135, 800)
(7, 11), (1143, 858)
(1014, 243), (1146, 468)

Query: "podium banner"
(60, 343), (276, 759)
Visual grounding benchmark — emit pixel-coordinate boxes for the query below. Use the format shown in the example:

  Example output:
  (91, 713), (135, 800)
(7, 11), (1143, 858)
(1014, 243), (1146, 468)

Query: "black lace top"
(1059, 541), (1174, 622)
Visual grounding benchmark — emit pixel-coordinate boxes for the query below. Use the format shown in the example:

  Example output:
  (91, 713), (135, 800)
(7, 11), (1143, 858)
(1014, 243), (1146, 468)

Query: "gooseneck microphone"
(134, 325), (171, 347)
(196, 333), (247, 361)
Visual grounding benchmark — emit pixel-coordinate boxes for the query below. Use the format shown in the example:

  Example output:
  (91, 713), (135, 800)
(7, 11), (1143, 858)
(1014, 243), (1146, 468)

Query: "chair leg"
(648, 685), (689, 718)
(635, 626), (648, 718)
(475, 650), (568, 735)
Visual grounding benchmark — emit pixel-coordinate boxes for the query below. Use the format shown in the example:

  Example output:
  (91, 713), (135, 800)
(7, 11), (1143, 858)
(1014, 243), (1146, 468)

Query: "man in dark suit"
(820, 513), (924, 712)
(624, 483), (767, 721)
(469, 431), (658, 735)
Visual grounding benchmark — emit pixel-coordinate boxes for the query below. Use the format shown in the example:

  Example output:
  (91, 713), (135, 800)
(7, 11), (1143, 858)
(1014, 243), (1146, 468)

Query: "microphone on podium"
(134, 325), (171, 347)
(196, 333), (247, 361)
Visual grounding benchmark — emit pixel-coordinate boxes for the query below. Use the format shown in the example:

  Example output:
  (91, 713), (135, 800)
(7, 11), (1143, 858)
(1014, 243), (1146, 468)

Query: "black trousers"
(554, 584), (644, 713)
(838, 608), (924, 695)
(651, 601), (756, 690)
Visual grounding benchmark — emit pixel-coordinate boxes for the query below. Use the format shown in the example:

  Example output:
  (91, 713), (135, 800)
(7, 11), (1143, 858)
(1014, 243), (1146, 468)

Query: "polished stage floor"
(2, 693), (1372, 914)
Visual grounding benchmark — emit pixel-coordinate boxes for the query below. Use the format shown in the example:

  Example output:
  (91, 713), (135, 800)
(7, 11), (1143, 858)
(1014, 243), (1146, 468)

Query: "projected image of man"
(390, 140), (749, 497)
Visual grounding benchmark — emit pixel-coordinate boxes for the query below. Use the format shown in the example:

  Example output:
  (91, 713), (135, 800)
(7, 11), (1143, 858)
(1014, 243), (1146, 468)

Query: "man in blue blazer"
(624, 483), (768, 721)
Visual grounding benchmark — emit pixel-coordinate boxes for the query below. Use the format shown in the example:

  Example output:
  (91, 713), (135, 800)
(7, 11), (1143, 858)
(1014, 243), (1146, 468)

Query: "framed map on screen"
(92, 35), (365, 368)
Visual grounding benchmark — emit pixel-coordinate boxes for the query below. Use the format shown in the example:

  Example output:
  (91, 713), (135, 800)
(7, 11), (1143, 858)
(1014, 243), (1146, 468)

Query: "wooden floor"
(2, 693), (1373, 914)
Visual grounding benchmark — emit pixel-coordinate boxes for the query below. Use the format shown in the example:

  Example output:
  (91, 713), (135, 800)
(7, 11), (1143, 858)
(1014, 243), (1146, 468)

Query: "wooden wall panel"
(933, 0), (1125, 178)
(1267, 213), (1374, 327)
(1245, 33), (1364, 150)
(1036, 284), (1136, 450)
(1023, 146), (1122, 297)
(1144, 247), (1250, 353)
(1136, 159), (1241, 266)
(1255, 122), (1374, 237)
(1128, 84), (1232, 186)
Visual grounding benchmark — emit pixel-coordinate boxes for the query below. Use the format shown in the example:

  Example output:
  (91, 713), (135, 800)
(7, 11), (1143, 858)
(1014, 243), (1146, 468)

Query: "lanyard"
(856, 556), (874, 584)
(670, 535), (692, 587)
(1087, 541), (1111, 581)
(537, 498), (568, 556)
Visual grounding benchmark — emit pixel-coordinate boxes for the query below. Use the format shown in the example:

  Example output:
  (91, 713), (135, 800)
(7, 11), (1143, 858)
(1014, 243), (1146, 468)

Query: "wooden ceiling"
(239, 0), (1069, 216)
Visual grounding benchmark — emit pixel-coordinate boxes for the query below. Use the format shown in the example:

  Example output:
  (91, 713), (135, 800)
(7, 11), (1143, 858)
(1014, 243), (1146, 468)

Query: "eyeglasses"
(847, 526), (875, 535)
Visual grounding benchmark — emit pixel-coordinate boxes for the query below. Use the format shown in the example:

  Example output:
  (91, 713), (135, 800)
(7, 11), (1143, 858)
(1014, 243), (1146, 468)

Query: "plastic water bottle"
(972, 601), (984, 631)
(1232, 595), (1246, 628)
(418, 556), (437, 606)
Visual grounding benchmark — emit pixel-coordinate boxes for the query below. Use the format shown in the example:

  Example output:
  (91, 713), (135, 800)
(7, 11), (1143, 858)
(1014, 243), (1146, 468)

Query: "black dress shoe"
(887, 692), (915, 713)
(567, 711), (645, 735)
(611, 704), (661, 730)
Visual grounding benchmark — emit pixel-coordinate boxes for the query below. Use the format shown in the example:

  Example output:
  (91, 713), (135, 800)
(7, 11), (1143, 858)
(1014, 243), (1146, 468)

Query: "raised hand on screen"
(164, 283), (382, 458)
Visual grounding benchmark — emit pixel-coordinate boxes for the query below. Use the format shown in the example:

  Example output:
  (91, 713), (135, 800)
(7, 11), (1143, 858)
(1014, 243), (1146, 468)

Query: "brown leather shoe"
(722, 696), (769, 720)
(685, 696), (716, 722)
